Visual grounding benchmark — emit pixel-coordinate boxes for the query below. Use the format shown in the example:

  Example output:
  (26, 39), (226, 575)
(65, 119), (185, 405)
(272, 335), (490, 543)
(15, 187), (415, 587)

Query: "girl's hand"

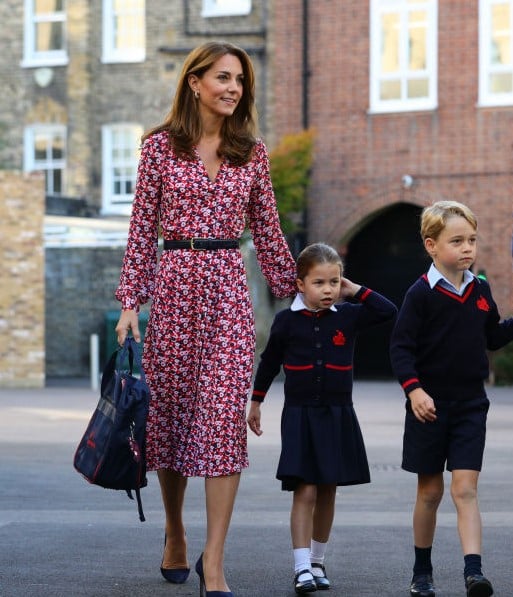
(115, 309), (141, 345)
(247, 402), (263, 436)
(339, 277), (362, 299)
(409, 388), (437, 423)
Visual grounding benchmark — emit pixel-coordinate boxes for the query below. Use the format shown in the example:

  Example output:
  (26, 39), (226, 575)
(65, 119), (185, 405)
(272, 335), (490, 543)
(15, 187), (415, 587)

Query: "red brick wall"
(270, 0), (513, 315)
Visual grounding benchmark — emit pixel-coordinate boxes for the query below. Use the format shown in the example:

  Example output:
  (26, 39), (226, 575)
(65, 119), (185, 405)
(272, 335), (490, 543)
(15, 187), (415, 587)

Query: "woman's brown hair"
(143, 41), (257, 165)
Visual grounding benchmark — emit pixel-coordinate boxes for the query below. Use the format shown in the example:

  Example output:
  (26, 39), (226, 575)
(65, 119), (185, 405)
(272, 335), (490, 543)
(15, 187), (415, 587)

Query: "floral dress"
(116, 131), (296, 476)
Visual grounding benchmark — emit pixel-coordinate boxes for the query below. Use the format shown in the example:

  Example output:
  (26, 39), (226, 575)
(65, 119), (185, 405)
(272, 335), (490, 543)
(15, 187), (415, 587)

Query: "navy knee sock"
(464, 554), (482, 578)
(413, 546), (433, 575)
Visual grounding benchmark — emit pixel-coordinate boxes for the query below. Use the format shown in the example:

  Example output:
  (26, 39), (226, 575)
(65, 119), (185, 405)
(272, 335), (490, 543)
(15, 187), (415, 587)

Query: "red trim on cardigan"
(325, 363), (353, 371)
(401, 378), (419, 389)
(284, 364), (314, 370)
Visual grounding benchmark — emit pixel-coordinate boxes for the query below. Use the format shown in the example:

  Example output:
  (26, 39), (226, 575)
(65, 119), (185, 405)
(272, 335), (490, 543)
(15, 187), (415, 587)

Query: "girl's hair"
(296, 243), (343, 280)
(143, 41), (257, 165)
(420, 200), (478, 241)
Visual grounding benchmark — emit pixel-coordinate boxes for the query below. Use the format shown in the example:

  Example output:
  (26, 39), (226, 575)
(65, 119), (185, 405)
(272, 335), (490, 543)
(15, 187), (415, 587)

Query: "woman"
(115, 41), (296, 596)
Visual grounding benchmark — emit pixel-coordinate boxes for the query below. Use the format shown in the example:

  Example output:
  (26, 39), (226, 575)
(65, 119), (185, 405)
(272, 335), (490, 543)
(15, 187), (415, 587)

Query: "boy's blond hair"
(420, 200), (477, 241)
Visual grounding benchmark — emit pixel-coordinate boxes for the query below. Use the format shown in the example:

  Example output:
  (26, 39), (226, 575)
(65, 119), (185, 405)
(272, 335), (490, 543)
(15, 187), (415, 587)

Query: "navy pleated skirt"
(277, 404), (370, 491)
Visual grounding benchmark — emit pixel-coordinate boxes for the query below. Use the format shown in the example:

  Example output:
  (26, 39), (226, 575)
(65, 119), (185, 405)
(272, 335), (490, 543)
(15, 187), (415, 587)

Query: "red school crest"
(333, 330), (346, 346)
(476, 295), (490, 312)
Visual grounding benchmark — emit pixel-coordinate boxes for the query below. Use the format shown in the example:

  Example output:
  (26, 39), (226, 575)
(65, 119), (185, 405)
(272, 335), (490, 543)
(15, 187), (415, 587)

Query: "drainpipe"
(302, 0), (310, 129)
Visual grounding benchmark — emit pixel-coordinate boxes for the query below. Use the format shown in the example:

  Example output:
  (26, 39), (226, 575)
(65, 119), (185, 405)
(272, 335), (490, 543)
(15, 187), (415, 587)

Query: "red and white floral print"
(116, 132), (296, 476)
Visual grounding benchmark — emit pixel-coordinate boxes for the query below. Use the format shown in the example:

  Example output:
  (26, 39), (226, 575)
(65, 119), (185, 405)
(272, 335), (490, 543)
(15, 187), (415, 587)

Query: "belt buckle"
(190, 238), (206, 250)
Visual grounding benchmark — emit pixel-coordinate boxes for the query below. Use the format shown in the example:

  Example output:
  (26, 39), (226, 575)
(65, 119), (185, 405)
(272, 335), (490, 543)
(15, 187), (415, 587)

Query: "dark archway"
(344, 202), (430, 378)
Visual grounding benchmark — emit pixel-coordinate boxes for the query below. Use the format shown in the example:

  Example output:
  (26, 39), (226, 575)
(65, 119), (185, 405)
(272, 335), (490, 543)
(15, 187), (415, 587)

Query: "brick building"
(2, 1), (513, 381)
(270, 1), (513, 375)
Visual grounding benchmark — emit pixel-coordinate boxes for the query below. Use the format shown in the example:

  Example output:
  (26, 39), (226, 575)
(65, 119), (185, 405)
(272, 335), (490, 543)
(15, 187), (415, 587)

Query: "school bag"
(73, 336), (150, 521)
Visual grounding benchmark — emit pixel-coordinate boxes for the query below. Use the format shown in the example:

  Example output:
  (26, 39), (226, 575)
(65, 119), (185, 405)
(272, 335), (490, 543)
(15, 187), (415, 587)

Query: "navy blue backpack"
(74, 337), (150, 521)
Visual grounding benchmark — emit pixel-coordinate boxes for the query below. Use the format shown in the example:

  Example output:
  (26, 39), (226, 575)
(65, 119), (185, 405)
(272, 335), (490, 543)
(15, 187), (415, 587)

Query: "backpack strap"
(125, 489), (145, 522)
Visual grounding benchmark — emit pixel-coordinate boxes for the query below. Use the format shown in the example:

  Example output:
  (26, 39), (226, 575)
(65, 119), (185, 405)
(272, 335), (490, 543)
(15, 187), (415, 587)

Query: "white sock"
(310, 539), (328, 568)
(293, 547), (313, 581)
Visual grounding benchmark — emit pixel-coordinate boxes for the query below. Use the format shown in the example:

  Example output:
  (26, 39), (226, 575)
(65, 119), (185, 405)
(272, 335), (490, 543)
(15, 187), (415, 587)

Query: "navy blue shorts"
(402, 396), (489, 474)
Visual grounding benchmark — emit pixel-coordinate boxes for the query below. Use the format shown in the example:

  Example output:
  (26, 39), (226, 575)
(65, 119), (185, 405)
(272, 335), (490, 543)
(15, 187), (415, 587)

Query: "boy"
(390, 201), (513, 597)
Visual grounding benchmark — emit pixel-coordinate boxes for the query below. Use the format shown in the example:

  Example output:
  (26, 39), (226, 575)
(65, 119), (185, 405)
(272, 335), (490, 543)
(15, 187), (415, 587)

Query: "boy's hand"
(409, 388), (437, 423)
(247, 402), (263, 436)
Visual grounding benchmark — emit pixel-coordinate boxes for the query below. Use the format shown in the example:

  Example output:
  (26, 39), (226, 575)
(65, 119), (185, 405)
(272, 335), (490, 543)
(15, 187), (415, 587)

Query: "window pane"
(407, 78), (428, 98)
(490, 72), (513, 92)
(52, 169), (62, 194)
(408, 10), (427, 70)
(112, 0), (145, 51)
(34, 135), (48, 161)
(36, 22), (64, 52)
(52, 134), (64, 159)
(381, 13), (400, 73)
(35, 0), (64, 12)
(380, 79), (401, 100)
(491, 3), (511, 66)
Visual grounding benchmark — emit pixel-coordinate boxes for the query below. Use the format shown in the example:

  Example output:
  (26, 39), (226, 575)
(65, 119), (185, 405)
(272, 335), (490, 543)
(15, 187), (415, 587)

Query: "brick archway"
(343, 202), (431, 378)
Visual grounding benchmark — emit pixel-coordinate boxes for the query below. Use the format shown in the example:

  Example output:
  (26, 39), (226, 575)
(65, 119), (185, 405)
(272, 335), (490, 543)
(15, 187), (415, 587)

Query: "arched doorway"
(343, 202), (430, 378)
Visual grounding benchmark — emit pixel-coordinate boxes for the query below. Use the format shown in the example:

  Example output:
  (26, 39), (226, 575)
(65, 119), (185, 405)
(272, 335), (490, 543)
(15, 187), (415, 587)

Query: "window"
(202, 0), (251, 18)
(102, 0), (145, 63)
(24, 125), (66, 195)
(370, 0), (438, 113)
(102, 124), (143, 215)
(23, 0), (67, 67)
(480, 0), (513, 105)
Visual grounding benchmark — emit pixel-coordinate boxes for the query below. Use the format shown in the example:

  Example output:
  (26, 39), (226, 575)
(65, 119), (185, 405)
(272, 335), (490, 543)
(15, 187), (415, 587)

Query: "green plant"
(269, 128), (315, 234)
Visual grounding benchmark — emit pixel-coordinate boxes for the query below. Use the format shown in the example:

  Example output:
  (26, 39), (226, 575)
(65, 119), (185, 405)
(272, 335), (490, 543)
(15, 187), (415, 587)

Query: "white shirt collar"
(290, 293), (338, 312)
(426, 263), (475, 296)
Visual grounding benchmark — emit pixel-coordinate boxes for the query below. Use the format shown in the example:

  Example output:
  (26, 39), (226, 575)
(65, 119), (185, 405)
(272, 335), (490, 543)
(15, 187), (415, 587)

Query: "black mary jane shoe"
(410, 573), (435, 597)
(294, 569), (317, 594)
(465, 574), (494, 597)
(311, 563), (330, 590)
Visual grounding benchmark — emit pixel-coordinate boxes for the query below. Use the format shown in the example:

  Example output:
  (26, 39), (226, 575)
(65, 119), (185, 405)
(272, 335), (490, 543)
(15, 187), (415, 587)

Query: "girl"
(247, 242), (397, 593)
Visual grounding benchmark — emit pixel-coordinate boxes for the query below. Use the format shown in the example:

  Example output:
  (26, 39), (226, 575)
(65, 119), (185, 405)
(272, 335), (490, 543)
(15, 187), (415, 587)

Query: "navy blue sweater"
(390, 275), (513, 401)
(252, 287), (397, 405)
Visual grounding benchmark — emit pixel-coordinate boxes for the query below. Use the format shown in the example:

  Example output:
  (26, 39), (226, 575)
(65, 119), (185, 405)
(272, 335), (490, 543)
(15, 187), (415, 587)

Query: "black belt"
(163, 238), (240, 251)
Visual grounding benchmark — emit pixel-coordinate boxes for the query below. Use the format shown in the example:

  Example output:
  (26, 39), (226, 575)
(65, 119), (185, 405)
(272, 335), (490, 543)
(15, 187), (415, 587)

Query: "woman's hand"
(115, 309), (141, 345)
(247, 402), (263, 436)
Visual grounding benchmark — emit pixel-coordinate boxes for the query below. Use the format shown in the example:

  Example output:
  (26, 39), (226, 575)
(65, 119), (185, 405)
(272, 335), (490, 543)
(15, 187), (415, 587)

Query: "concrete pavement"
(0, 380), (512, 596)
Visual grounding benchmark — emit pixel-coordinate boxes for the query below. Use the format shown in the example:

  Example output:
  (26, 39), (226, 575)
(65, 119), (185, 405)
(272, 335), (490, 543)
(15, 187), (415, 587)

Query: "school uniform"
(252, 287), (397, 490)
(390, 265), (513, 473)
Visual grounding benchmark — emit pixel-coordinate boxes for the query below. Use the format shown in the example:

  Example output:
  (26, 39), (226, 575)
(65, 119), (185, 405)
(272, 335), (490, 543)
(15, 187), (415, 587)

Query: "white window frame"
(479, 0), (513, 106)
(202, 0), (251, 18)
(24, 124), (67, 195)
(102, 0), (146, 63)
(369, 0), (438, 113)
(102, 124), (143, 216)
(22, 0), (68, 67)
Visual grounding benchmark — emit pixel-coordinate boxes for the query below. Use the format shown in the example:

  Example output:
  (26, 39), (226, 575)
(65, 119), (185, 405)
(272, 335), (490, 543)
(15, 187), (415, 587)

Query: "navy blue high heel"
(195, 553), (233, 597)
(160, 534), (190, 584)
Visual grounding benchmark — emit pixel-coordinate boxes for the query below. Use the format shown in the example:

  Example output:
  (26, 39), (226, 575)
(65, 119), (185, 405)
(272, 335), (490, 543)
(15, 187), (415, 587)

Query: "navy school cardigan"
(390, 274), (513, 401)
(252, 287), (397, 405)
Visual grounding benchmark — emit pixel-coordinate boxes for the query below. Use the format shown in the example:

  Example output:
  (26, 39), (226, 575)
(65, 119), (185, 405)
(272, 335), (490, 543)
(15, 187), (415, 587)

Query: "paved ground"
(0, 379), (512, 596)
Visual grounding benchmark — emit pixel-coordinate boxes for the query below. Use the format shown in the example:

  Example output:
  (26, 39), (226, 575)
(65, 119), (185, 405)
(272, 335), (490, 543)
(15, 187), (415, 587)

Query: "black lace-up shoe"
(410, 573), (435, 597)
(465, 574), (493, 597)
